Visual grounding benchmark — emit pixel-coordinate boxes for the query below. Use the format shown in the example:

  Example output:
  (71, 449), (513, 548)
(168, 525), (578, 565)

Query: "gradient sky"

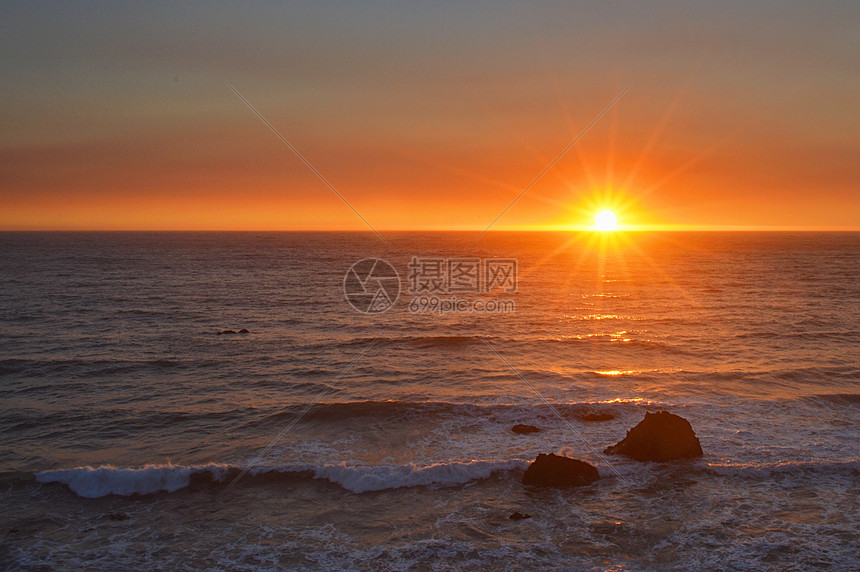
(2, 1), (858, 230)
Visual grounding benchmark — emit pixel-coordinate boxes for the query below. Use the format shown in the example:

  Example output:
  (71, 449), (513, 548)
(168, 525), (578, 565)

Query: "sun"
(594, 210), (618, 231)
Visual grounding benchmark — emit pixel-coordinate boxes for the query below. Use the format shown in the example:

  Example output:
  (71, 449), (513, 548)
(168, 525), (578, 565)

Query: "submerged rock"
(218, 330), (237, 335)
(512, 424), (541, 434)
(603, 411), (703, 462)
(581, 412), (615, 422)
(509, 511), (531, 520)
(522, 453), (599, 487)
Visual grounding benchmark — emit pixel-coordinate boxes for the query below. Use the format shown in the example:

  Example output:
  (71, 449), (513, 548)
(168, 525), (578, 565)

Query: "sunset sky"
(2, 1), (858, 231)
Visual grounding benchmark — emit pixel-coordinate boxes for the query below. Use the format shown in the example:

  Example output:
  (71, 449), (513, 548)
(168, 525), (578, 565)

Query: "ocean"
(1, 231), (858, 570)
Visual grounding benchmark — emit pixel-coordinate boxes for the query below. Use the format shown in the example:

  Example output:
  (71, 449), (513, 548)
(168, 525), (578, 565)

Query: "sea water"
(1, 231), (858, 570)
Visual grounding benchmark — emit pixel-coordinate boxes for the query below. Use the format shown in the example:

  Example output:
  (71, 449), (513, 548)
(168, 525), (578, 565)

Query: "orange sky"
(2, 2), (858, 231)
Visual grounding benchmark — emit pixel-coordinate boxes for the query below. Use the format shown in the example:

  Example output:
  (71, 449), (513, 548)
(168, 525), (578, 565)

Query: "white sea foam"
(35, 459), (529, 498)
(313, 459), (528, 493)
(35, 463), (230, 498)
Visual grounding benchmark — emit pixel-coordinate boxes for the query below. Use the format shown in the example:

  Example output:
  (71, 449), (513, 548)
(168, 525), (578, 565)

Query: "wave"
(735, 329), (860, 340)
(667, 367), (860, 386)
(258, 399), (640, 426)
(37, 464), (213, 498)
(705, 460), (860, 479)
(0, 405), (259, 431)
(315, 459), (526, 493)
(0, 357), (192, 377)
(34, 459), (528, 498)
(0, 357), (254, 382)
(30, 457), (860, 500)
(803, 393), (860, 407)
(341, 334), (491, 350)
(336, 333), (683, 352)
(0, 399), (640, 442)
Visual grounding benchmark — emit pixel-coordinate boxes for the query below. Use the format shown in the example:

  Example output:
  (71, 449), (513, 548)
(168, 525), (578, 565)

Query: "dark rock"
(509, 511), (531, 520)
(238, 328), (250, 334)
(219, 330), (237, 335)
(603, 411), (703, 462)
(581, 412), (615, 422)
(522, 453), (600, 487)
(105, 512), (130, 521)
(512, 424), (541, 434)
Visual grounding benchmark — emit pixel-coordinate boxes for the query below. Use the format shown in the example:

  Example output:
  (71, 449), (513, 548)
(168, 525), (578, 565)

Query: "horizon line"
(2, 226), (859, 233)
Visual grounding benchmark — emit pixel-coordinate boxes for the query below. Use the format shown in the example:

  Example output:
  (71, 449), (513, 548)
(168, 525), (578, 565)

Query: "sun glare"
(594, 210), (618, 231)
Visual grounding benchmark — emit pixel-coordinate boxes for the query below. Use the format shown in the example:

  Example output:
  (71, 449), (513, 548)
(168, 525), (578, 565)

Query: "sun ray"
(620, 46), (714, 193)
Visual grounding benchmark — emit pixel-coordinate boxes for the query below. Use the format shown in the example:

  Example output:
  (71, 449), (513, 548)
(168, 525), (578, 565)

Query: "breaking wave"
(35, 459), (529, 498)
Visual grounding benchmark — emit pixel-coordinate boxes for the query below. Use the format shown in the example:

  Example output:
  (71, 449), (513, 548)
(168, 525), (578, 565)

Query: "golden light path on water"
(489, 209), (725, 391)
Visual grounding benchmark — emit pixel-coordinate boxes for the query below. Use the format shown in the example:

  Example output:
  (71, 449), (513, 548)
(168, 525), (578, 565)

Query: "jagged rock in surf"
(512, 424), (541, 434)
(521, 453), (599, 487)
(603, 411), (703, 462)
